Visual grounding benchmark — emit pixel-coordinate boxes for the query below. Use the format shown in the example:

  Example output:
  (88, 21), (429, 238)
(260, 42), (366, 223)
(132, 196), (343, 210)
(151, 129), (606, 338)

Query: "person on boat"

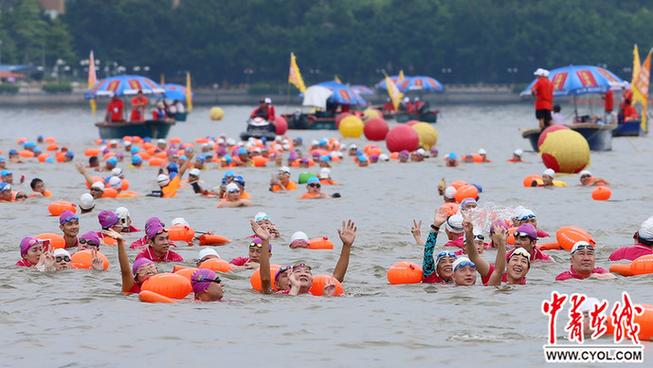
(174, 100), (185, 114)
(152, 101), (167, 121)
(414, 97), (428, 114)
(578, 170), (609, 186)
(609, 216), (653, 261)
(300, 177), (329, 199)
(130, 90), (148, 123)
(531, 68), (554, 129)
(191, 269), (224, 302)
(551, 104), (565, 124)
(134, 221), (184, 263)
(556, 241), (614, 281)
(58, 211), (80, 249)
(105, 95), (124, 123)
(79, 193), (96, 214)
(508, 149), (523, 163)
(603, 90), (614, 115)
(250, 98), (274, 121)
(542, 168), (555, 186)
(509, 223), (552, 262)
(29, 178), (52, 198)
(269, 166), (297, 192)
(382, 98), (395, 113)
(400, 97), (414, 114)
(217, 183), (253, 208)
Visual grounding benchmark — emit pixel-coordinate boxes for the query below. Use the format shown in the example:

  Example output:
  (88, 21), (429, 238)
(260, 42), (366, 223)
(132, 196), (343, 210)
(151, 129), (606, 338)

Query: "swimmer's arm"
(421, 230), (438, 279)
(178, 151), (194, 178)
(250, 220), (272, 294)
(463, 219), (490, 277)
(332, 220), (357, 282)
(75, 162), (94, 186)
(487, 228), (507, 286)
(117, 237), (135, 292)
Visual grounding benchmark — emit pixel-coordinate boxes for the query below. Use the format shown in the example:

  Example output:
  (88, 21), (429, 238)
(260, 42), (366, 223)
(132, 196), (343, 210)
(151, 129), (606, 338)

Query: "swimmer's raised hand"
(337, 219), (357, 246)
(411, 219), (422, 245)
(434, 206), (448, 227)
(250, 219), (271, 242)
(91, 248), (104, 271)
(491, 225), (507, 245)
(102, 228), (124, 241)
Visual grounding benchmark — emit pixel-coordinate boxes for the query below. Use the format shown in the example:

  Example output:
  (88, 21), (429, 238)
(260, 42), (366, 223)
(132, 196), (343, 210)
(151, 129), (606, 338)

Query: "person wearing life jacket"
(300, 177), (329, 199)
(382, 97), (395, 113)
(556, 241), (615, 281)
(531, 68), (554, 129)
(609, 216), (653, 261)
(250, 98), (274, 121)
(269, 166), (297, 192)
(578, 170), (609, 186)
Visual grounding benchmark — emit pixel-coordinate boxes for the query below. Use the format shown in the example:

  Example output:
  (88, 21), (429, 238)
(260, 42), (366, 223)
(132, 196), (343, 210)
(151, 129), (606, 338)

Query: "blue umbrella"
(85, 74), (164, 99)
(350, 85), (375, 96)
(163, 83), (190, 101)
(316, 81), (367, 106)
(375, 76), (401, 90)
(396, 76), (445, 93)
(520, 65), (624, 97)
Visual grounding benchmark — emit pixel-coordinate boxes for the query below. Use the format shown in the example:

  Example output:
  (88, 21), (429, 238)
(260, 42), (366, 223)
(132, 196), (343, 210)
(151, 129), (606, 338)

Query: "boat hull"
(395, 111), (438, 123)
(95, 120), (175, 139)
(283, 113), (337, 130)
(612, 121), (641, 137)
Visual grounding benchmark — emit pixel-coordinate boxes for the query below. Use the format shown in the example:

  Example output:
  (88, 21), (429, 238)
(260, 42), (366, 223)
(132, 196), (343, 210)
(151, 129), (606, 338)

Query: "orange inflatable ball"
(309, 274), (345, 296)
(71, 249), (110, 271)
(307, 237), (334, 250)
(592, 186), (612, 201)
(35, 233), (65, 249)
(387, 261), (423, 285)
(605, 303), (653, 341)
(84, 148), (101, 157)
(167, 225), (195, 244)
(141, 273), (192, 299)
(523, 175), (543, 187)
(450, 180), (467, 190)
(250, 264), (281, 292)
(174, 267), (200, 280)
(48, 201), (77, 216)
(154, 151), (168, 159)
(139, 290), (176, 304)
(198, 258), (232, 273)
(556, 226), (595, 252)
(198, 234), (231, 246)
(454, 184), (479, 203)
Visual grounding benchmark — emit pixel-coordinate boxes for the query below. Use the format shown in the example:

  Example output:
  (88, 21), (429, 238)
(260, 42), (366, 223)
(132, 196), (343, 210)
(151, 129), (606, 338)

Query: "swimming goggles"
(572, 244), (595, 253)
(454, 260), (476, 271)
(308, 183), (321, 188)
(292, 263), (312, 272)
(79, 239), (100, 248)
(227, 188), (240, 193)
(513, 231), (534, 239)
(519, 214), (536, 221)
(249, 242), (263, 249)
(275, 265), (291, 281)
(435, 251), (458, 264)
(55, 256), (71, 263)
(474, 234), (485, 241)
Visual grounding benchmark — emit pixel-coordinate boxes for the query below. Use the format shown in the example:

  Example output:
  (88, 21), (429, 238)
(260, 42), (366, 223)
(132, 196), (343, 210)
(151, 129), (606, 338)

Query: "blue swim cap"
(238, 147), (247, 155)
(130, 146), (140, 154)
(1, 169), (12, 176)
(167, 162), (179, 172)
(143, 137), (152, 143)
(0, 182), (9, 191)
(224, 170), (235, 178)
(23, 141), (36, 149)
(9, 149), (17, 155)
(447, 152), (458, 160)
(196, 155), (206, 163)
(107, 157), (118, 166)
(319, 138), (328, 146)
(358, 155), (368, 162)
(0, 156), (5, 162)
(45, 157), (54, 163)
(234, 175), (245, 185)
(320, 155), (330, 162)
(179, 155), (188, 162)
(473, 183), (483, 193)
(37, 135), (44, 141)
(33, 147), (42, 154)
(132, 155), (142, 165)
(306, 176), (320, 185)
(224, 155), (232, 163)
(65, 151), (74, 158)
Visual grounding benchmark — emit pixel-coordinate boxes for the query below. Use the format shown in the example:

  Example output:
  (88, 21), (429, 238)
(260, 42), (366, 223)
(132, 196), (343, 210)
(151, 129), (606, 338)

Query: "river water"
(0, 104), (652, 367)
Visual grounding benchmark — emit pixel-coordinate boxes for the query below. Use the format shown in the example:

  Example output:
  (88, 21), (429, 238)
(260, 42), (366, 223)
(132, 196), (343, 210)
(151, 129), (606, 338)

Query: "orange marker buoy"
(592, 186), (612, 201)
(198, 258), (232, 273)
(46, 144), (58, 151)
(556, 226), (595, 252)
(454, 184), (479, 203)
(610, 254), (653, 277)
(538, 242), (562, 251)
(606, 304), (653, 341)
(102, 152), (115, 161)
(154, 151), (168, 159)
(250, 264), (281, 291)
(35, 233), (65, 249)
(19, 150), (35, 158)
(252, 156), (268, 167)
(84, 148), (101, 157)
(174, 267), (199, 280)
(471, 154), (484, 163)
(139, 290), (176, 304)
(37, 154), (49, 163)
(115, 191), (138, 198)
(148, 157), (165, 167)
(169, 137), (182, 145)
(120, 179), (130, 191)
(450, 180), (467, 190)
(44, 137), (56, 144)
(71, 249), (110, 270)
(387, 261), (423, 285)
(167, 225), (195, 244)
(307, 237), (334, 250)
(141, 273), (192, 299)
(102, 188), (118, 198)
(198, 234), (231, 246)
(309, 274), (344, 296)
(48, 201), (77, 216)
(522, 175), (543, 187)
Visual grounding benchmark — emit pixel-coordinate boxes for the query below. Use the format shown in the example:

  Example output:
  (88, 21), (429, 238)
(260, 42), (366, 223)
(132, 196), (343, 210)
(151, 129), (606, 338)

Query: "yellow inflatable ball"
(540, 129), (590, 173)
(363, 108), (382, 121)
(411, 122), (438, 150)
(209, 107), (224, 121)
(339, 115), (364, 138)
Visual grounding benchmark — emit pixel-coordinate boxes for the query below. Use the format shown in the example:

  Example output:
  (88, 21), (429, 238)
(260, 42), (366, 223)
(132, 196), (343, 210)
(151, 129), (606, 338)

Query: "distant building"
(39, 0), (65, 19)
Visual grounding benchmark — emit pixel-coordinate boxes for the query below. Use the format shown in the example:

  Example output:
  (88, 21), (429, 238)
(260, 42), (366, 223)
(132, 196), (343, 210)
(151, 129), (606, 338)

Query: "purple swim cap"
(191, 269), (218, 294)
(132, 257), (154, 276)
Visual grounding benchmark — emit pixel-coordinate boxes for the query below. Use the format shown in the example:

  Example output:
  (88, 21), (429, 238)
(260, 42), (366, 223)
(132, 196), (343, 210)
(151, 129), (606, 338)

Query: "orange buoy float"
(523, 175), (543, 187)
(172, 265), (188, 273)
(102, 188), (118, 198)
(48, 201), (77, 216)
(198, 258), (232, 273)
(70, 249), (110, 270)
(116, 191), (138, 198)
(167, 225), (195, 244)
(450, 180), (467, 190)
(37, 154), (49, 163)
(44, 137), (56, 144)
(84, 148), (101, 157)
(16, 137), (27, 145)
(606, 304), (653, 341)
(309, 275), (345, 296)
(154, 151), (168, 159)
(198, 234), (231, 246)
(250, 264), (281, 291)
(439, 202), (459, 217)
(252, 156), (268, 167)
(19, 150), (35, 158)
(101, 236), (117, 246)
(35, 233), (65, 249)
(471, 154), (484, 163)
(55, 151), (66, 162)
(139, 290), (176, 304)
(307, 237), (334, 250)
(538, 242), (562, 251)
(454, 184), (479, 203)
(120, 179), (130, 191)
(102, 152), (115, 161)
(592, 186), (612, 201)
(148, 157), (165, 167)
(141, 273), (192, 299)
(174, 267), (200, 280)
(387, 261), (423, 285)
(195, 138), (209, 144)
(556, 226), (595, 252)
(169, 137), (182, 145)
(609, 254), (653, 277)
(46, 144), (58, 151)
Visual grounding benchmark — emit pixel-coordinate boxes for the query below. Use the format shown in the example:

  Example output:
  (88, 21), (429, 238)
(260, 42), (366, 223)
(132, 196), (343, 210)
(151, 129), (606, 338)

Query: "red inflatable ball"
(273, 116), (288, 135)
(385, 125), (419, 153)
(335, 113), (352, 129)
(537, 124), (569, 149)
(363, 118), (389, 141)
(406, 120), (420, 127)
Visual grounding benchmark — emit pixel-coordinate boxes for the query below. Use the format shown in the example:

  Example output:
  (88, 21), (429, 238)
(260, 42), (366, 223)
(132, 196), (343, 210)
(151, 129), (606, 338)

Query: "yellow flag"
(334, 75), (342, 83)
(288, 52), (306, 93)
(160, 73), (165, 85)
(186, 71), (193, 113)
(631, 45), (651, 133)
(385, 75), (403, 110)
(398, 70), (405, 82)
(88, 50), (97, 113)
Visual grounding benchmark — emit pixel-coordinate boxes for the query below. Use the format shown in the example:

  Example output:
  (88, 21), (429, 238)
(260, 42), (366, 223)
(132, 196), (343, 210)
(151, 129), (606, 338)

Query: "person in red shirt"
(130, 90), (148, 123)
(603, 90), (614, 113)
(135, 222), (184, 263)
(382, 98), (395, 112)
(555, 241), (614, 281)
(229, 236), (269, 270)
(105, 96), (124, 122)
(531, 68), (554, 129)
(609, 217), (653, 261)
(250, 98), (275, 121)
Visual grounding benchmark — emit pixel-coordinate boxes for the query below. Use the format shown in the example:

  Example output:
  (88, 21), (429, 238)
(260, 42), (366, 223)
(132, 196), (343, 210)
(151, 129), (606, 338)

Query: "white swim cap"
(189, 168), (201, 177)
(226, 183), (240, 192)
(543, 168), (555, 177)
(638, 216), (653, 241)
(291, 231), (309, 242)
(254, 212), (269, 222)
(108, 176), (122, 189)
(198, 248), (220, 261)
(91, 181), (105, 190)
(579, 170), (592, 177)
(379, 153), (389, 161)
(478, 148), (487, 155)
(157, 139), (166, 144)
(279, 166), (291, 174)
(79, 193), (95, 210)
(157, 174), (170, 186)
(111, 167), (123, 177)
(115, 206), (130, 219)
(514, 149), (523, 156)
(319, 168), (331, 179)
(53, 248), (71, 258)
(444, 186), (457, 199)
(171, 217), (189, 227)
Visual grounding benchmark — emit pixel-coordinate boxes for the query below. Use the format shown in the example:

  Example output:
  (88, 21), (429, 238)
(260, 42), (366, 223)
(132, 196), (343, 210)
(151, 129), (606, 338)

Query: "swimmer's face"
(512, 154), (521, 161)
(446, 159), (457, 167)
(410, 154), (423, 162)
(198, 281), (224, 302)
(90, 188), (103, 199)
(399, 155), (409, 163)
(33, 181), (45, 192)
(149, 231), (170, 254)
(2, 174), (13, 184)
(453, 266), (476, 286)
(110, 224), (124, 233)
(514, 236), (535, 250)
(319, 161), (330, 167)
(289, 239), (308, 249)
(292, 265), (313, 289)
(507, 255), (529, 280)
(276, 270), (290, 290)
(278, 173), (290, 183)
(307, 182), (321, 194)
(226, 189), (240, 201)
(445, 229), (462, 241)
(248, 244), (263, 262)
(0, 191), (12, 201)
(580, 175), (591, 185)
(474, 239), (485, 254)
(55, 254), (71, 270)
(60, 219), (80, 237)
(436, 257), (455, 279)
(571, 249), (595, 274)
(135, 263), (157, 283)
(542, 175), (554, 185)
(25, 244), (45, 265)
(359, 161), (369, 167)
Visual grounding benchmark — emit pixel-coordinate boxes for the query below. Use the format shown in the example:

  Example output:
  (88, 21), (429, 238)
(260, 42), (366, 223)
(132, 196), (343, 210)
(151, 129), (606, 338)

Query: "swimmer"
(398, 150), (410, 163)
(196, 248), (220, 267)
(88, 156), (100, 169)
(156, 139), (167, 151)
(217, 183), (253, 208)
(53, 248), (73, 271)
(269, 166), (297, 192)
(516, 208), (549, 238)
(357, 155), (369, 167)
(254, 219), (357, 295)
(0, 182), (27, 202)
(98, 210), (123, 237)
(131, 154), (143, 168)
(59, 211), (80, 248)
(451, 256), (477, 286)
(114, 228), (158, 294)
(478, 148), (490, 162)
(318, 168), (335, 185)
(104, 157), (118, 171)
(542, 168), (555, 186)
(318, 155), (331, 168)
(300, 177), (330, 199)
(191, 269), (224, 302)
(0, 156), (6, 169)
(9, 149), (22, 164)
(445, 152), (458, 167)
(508, 149), (523, 163)
(254, 212), (280, 238)
(29, 178), (52, 198)
(147, 151), (194, 198)
(415, 207), (456, 283)
(78, 231), (101, 251)
(555, 241), (615, 281)
(116, 207), (139, 232)
(16, 237), (51, 267)
(609, 216), (653, 261)
(107, 176), (123, 193)
(229, 236), (269, 270)
(232, 176), (251, 199)
(187, 168), (216, 196)
(79, 193), (95, 214)
(289, 231), (309, 248)
(1, 169), (15, 184)
(348, 144), (358, 156)
(508, 223), (552, 262)
(134, 221), (184, 262)
(460, 198), (478, 210)
(579, 170), (609, 186)
(443, 214), (465, 248)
